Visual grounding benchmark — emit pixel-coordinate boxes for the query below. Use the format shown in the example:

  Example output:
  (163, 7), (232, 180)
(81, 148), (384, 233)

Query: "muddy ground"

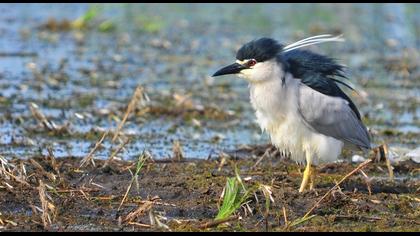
(0, 3), (419, 232)
(1, 147), (419, 232)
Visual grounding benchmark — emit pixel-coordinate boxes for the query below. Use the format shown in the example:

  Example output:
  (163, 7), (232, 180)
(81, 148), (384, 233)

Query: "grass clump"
(215, 168), (252, 221)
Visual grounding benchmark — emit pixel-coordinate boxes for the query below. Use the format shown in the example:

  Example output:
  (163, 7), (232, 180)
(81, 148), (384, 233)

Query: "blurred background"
(0, 3), (419, 160)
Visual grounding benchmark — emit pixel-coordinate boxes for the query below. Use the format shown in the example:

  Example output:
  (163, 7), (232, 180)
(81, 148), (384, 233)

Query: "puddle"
(0, 3), (419, 161)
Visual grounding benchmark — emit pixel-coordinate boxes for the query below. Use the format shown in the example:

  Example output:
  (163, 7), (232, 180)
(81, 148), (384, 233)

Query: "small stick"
(198, 215), (239, 229)
(80, 130), (109, 168)
(302, 159), (373, 219)
(112, 86), (144, 142)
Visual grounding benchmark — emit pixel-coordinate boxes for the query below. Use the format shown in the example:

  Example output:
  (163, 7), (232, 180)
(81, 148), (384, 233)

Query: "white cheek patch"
(240, 68), (252, 76)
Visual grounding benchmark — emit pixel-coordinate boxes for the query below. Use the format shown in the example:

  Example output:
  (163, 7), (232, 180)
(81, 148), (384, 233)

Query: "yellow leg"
(299, 152), (315, 193)
(299, 163), (312, 192)
(309, 166), (316, 191)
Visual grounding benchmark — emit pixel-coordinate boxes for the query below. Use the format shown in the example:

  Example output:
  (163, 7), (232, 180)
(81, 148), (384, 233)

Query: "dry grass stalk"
(118, 153), (148, 211)
(1, 163), (30, 187)
(29, 159), (56, 182)
(29, 103), (57, 131)
(359, 169), (372, 195)
(0, 155), (13, 170)
(54, 188), (99, 193)
(127, 222), (152, 228)
(381, 144), (394, 181)
(38, 180), (54, 229)
(112, 86), (144, 142)
(46, 148), (64, 184)
(149, 209), (171, 231)
(282, 206), (288, 226)
(198, 215), (239, 229)
(47, 147), (59, 173)
(251, 148), (271, 170)
(173, 93), (194, 108)
(4, 219), (17, 226)
(103, 138), (130, 167)
(124, 200), (154, 223)
(133, 199), (177, 207)
(29, 103), (69, 134)
(217, 152), (229, 172)
(80, 130), (109, 168)
(79, 189), (90, 201)
(302, 158), (373, 220)
(172, 140), (184, 161)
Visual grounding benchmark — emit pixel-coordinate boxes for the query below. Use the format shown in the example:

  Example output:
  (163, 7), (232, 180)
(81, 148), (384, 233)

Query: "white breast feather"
(249, 75), (343, 165)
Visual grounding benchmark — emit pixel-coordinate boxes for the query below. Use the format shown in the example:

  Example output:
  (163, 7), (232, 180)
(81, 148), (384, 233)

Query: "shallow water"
(0, 3), (419, 160)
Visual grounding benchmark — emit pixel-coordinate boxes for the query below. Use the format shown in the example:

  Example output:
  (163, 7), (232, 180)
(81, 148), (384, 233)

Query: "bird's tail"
(283, 34), (345, 52)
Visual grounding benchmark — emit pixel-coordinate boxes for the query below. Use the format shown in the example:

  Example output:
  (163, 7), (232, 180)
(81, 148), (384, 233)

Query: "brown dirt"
(0, 148), (419, 232)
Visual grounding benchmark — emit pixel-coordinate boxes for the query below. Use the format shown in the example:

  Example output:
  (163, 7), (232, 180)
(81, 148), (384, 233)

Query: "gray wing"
(297, 83), (371, 149)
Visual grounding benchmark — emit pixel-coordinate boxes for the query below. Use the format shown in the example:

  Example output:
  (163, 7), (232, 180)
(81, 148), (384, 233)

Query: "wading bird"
(212, 35), (371, 192)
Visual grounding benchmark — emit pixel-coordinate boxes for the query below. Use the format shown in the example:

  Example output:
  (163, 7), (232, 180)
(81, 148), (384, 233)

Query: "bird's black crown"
(236, 38), (283, 62)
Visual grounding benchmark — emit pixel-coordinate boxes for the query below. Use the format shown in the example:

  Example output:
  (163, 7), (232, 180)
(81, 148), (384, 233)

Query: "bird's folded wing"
(297, 84), (371, 149)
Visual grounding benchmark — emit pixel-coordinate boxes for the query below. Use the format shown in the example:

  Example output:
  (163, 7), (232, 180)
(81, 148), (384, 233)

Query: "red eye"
(248, 59), (257, 67)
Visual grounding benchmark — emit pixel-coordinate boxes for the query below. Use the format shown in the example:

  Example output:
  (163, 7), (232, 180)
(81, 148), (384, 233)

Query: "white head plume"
(283, 34), (345, 52)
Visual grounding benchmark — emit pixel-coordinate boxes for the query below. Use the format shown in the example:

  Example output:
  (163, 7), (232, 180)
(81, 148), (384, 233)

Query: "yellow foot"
(299, 165), (315, 193)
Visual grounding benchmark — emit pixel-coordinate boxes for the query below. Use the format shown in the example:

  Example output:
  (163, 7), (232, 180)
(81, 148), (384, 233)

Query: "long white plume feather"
(283, 34), (345, 52)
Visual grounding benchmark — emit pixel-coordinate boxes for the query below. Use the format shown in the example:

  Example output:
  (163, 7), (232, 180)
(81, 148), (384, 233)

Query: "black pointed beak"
(212, 63), (246, 77)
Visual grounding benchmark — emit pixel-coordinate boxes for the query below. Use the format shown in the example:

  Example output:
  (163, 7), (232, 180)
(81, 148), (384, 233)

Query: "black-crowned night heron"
(212, 35), (371, 192)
